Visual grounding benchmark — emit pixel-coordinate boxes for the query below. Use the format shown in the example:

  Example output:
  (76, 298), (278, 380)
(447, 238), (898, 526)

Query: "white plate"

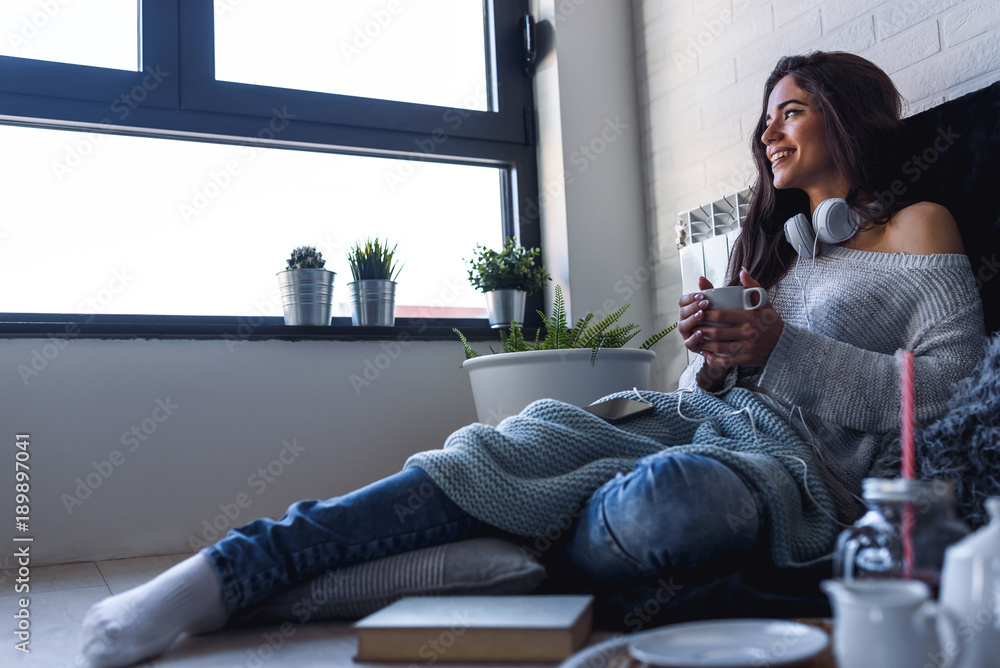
(627, 619), (828, 667)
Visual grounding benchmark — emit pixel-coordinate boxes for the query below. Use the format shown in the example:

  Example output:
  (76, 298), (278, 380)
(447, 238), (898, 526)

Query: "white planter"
(462, 348), (655, 425)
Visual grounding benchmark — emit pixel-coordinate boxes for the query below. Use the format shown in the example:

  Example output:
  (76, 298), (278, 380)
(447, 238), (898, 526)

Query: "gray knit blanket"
(405, 387), (840, 568)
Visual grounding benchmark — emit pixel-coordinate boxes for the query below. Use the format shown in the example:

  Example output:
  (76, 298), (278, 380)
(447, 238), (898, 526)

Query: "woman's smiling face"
(761, 75), (840, 194)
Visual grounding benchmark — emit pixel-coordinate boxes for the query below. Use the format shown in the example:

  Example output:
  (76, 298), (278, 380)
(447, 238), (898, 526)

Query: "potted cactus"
(276, 246), (335, 326)
(346, 237), (402, 327)
(466, 238), (549, 328)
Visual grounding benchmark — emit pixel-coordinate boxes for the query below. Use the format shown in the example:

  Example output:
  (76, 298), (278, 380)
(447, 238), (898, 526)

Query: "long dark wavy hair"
(727, 51), (907, 288)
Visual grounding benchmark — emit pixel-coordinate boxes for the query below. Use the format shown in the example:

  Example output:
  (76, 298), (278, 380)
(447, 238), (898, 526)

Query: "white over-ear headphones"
(784, 198), (860, 257)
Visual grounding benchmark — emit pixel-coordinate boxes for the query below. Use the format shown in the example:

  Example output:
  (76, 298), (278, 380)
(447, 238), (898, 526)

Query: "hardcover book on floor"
(353, 595), (594, 661)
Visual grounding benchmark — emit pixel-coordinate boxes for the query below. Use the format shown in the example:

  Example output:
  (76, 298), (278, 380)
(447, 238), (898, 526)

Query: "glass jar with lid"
(834, 478), (969, 596)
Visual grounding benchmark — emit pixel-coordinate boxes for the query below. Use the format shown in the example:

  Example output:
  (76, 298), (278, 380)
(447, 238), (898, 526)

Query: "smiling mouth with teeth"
(770, 149), (794, 164)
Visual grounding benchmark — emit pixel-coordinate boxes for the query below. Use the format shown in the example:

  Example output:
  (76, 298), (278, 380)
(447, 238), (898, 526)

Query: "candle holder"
(834, 478), (969, 597)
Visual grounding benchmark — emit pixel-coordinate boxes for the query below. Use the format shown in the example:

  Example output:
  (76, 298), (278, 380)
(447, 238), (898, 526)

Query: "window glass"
(0, 124), (499, 319)
(0, 0), (140, 71)
(214, 0), (490, 111)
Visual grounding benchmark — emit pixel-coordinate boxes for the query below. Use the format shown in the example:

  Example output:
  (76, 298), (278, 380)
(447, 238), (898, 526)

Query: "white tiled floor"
(1, 554), (608, 667)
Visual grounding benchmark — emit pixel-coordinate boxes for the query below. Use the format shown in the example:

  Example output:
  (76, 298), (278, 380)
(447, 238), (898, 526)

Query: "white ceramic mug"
(822, 579), (963, 668)
(699, 286), (769, 357)
(701, 286), (768, 312)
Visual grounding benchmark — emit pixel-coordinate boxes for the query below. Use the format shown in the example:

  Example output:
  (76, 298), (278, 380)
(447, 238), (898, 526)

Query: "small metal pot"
(485, 289), (527, 328)
(348, 279), (397, 327)
(276, 268), (335, 326)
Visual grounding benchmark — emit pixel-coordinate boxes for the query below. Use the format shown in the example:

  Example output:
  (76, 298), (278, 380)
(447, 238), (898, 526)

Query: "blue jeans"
(205, 453), (764, 613)
(558, 451), (765, 584)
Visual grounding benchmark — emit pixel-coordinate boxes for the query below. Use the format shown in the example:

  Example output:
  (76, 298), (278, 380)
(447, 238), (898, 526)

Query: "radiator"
(676, 188), (751, 362)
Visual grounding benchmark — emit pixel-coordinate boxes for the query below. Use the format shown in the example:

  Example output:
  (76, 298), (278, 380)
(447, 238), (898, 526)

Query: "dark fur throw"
(918, 331), (1000, 529)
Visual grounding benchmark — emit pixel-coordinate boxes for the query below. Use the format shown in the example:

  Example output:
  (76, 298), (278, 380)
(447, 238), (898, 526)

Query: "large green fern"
(455, 285), (678, 365)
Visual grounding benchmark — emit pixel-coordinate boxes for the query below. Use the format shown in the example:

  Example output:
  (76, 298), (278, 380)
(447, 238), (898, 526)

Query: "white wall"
(634, 0), (1000, 388)
(0, 2), (653, 567)
(533, 0), (654, 342)
(0, 338), (479, 566)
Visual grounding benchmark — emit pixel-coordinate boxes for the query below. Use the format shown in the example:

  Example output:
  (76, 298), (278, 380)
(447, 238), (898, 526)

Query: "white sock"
(80, 553), (229, 668)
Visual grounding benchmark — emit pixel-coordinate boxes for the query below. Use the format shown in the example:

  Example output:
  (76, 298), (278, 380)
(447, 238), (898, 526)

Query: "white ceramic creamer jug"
(822, 579), (962, 668)
(940, 497), (1000, 668)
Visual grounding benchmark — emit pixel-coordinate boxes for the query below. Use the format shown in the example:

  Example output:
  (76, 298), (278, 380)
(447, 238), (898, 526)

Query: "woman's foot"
(80, 553), (229, 667)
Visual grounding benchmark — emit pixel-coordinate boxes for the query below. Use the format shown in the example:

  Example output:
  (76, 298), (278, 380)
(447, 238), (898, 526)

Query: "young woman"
(79, 51), (986, 668)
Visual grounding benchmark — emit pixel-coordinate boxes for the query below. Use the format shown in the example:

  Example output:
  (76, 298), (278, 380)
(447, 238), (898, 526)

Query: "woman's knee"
(600, 453), (764, 573)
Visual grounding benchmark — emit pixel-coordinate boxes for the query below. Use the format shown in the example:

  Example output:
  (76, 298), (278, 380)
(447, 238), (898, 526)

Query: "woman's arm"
(756, 305), (985, 432)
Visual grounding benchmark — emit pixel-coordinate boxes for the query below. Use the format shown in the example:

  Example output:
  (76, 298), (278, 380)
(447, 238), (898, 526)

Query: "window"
(214, 0), (492, 110)
(0, 0), (539, 335)
(0, 0), (140, 71)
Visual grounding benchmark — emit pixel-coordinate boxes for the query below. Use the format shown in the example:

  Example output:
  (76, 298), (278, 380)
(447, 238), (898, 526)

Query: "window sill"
(0, 315), (526, 342)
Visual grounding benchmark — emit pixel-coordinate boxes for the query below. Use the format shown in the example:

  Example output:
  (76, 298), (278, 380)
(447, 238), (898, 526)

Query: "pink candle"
(901, 349), (916, 579)
(901, 350), (915, 480)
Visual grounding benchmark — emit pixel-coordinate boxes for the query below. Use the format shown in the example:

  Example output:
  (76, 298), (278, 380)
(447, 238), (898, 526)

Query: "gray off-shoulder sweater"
(679, 245), (986, 518)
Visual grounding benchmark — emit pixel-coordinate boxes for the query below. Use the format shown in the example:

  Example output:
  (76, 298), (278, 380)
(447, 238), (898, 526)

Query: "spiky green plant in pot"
(347, 238), (402, 282)
(346, 237), (402, 326)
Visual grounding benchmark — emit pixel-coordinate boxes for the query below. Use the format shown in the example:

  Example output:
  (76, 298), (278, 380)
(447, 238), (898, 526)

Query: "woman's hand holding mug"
(678, 268), (785, 383)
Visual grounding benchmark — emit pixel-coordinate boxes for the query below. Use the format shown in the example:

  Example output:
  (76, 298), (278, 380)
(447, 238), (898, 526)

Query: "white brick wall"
(632, 0), (1000, 389)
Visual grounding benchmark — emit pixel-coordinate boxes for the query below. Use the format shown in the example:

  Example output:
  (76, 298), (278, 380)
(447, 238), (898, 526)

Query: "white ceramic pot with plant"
(454, 286), (676, 424)
(466, 238), (550, 328)
(276, 246), (335, 326)
(346, 237), (402, 327)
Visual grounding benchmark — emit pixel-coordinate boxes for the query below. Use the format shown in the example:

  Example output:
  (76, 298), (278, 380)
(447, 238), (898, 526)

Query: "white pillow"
(230, 537), (547, 624)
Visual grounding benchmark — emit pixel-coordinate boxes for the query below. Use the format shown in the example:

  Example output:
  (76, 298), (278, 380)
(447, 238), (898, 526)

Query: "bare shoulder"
(884, 202), (965, 255)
